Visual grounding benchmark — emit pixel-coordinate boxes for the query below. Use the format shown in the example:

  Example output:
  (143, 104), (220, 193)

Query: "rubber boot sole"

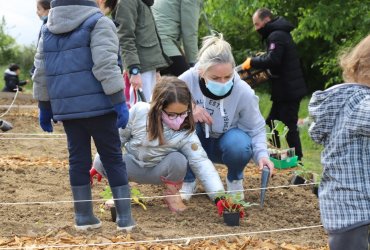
(75, 221), (102, 231)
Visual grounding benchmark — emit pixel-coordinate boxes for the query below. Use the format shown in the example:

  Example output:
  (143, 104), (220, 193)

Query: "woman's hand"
(258, 157), (274, 177)
(193, 105), (213, 125)
(130, 74), (143, 90)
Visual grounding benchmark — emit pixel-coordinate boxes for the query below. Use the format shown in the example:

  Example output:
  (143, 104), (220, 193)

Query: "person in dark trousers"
(3, 64), (29, 92)
(241, 8), (307, 160)
(32, 0), (135, 231)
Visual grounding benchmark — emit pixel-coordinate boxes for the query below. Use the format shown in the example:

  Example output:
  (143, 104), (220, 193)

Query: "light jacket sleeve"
(32, 30), (49, 102)
(115, 0), (140, 69)
(237, 89), (269, 163)
(179, 132), (225, 199)
(119, 104), (137, 146)
(90, 17), (125, 104)
(91, 16), (124, 102)
(180, 0), (201, 64)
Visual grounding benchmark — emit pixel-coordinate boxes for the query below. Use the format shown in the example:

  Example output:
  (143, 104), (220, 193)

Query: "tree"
(199, 0), (370, 91)
(0, 17), (17, 65)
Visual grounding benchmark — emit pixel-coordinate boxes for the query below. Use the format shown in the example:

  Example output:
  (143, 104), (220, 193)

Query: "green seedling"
(99, 186), (147, 210)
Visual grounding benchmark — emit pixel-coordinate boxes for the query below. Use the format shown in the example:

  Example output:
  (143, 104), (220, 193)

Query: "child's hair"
(148, 76), (195, 145)
(340, 34), (370, 86)
(8, 63), (20, 72)
(104, 0), (118, 12)
(197, 33), (235, 74)
(37, 0), (51, 10)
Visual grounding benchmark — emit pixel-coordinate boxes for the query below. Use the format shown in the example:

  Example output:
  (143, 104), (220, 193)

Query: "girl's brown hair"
(147, 76), (195, 145)
(340, 34), (370, 86)
(37, 0), (51, 10)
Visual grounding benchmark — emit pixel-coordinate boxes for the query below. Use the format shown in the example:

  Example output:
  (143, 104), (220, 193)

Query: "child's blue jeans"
(63, 113), (128, 187)
(184, 123), (253, 182)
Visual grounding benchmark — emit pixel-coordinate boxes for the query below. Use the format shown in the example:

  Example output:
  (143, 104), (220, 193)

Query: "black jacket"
(3, 69), (27, 92)
(251, 17), (307, 101)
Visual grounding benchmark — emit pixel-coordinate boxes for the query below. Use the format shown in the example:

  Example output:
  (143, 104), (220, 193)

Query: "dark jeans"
(63, 113), (128, 187)
(266, 99), (303, 160)
(328, 224), (370, 250)
(185, 123), (253, 182)
(160, 55), (190, 77)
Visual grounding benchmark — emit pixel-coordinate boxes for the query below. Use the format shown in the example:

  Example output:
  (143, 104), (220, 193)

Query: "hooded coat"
(32, 0), (124, 120)
(309, 83), (370, 232)
(251, 17), (307, 102)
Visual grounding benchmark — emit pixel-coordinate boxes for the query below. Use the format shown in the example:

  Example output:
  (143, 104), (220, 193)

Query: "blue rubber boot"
(111, 184), (136, 231)
(71, 184), (101, 230)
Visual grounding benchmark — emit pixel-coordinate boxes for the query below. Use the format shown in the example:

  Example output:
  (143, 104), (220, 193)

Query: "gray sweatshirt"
(179, 65), (269, 163)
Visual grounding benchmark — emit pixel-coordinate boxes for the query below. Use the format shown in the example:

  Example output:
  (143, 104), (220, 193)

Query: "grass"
(256, 91), (323, 176)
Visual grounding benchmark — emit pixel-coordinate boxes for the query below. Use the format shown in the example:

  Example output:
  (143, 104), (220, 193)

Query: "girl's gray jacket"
(120, 102), (224, 198)
(179, 65), (269, 164)
(309, 83), (370, 232)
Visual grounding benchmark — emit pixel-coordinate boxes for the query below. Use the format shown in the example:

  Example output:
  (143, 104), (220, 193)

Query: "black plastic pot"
(291, 175), (306, 185)
(223, 212), (240, 226)
(110, 206), (116, 222)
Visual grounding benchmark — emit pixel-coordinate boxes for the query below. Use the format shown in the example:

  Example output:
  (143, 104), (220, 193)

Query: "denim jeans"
(185, 123), (252, 182)
(63, 113), (128, 187)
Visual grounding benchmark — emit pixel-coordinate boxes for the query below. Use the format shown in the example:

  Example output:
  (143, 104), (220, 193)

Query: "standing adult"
(152, 0), (202, 76)
(241, 8), (307, 160)
(114, 0), (171, 102)
(30, 0), (51, 77)
(179, 34), (273, 201)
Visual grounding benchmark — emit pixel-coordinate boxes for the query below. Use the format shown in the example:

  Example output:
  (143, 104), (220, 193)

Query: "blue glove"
(113, 102), (129, 129)
(39, 108), (53, 132)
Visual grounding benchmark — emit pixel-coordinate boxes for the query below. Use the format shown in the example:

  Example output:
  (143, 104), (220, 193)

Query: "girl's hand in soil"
(258, 157), (274, 177)
(90, 167), (102, 185)
(193, 105), (213, 125)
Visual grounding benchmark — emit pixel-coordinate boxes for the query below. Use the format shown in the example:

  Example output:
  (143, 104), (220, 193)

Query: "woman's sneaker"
(226, 179), (245, 200)
(179, 181), (197, 201)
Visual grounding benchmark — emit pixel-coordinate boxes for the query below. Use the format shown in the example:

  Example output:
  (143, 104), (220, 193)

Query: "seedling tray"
(270, 155), (298, 169)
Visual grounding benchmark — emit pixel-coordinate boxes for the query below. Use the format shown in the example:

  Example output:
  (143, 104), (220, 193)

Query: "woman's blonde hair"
(340, 34), (370, 86)
(197, 33), (235, 74)
(147, 76), (195, 145)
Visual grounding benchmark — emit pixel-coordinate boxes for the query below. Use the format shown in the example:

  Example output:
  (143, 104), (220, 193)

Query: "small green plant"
(99, 186), (147, 210)
(267, 120), (289, 149)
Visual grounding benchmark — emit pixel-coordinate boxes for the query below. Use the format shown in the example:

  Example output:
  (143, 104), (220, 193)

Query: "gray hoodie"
(33, 0), (123, 102)
(179, 65), (269, 163)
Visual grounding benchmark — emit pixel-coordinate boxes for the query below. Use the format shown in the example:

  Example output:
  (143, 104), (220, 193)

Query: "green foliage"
(100, 186), (147, 210)
(200, 0), (370, 91)
(0, 17), (17, 65)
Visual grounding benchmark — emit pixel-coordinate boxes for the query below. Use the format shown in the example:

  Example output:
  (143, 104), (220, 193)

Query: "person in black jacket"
(3, 64), (29, 92)
(241, 8), (307, 160)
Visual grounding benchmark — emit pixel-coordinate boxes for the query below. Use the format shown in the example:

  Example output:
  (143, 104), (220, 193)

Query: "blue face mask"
(205, 77), (234, 96)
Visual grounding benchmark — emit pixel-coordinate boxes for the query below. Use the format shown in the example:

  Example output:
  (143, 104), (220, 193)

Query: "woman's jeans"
(184, 123), (252, 182)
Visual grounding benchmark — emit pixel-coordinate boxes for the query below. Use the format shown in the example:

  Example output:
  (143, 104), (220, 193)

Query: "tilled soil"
(0, 93), (328, 249)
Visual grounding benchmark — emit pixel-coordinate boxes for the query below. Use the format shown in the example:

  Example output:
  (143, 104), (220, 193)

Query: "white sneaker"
(179, 181), (197, 201)
(226, 179), (244, 200)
